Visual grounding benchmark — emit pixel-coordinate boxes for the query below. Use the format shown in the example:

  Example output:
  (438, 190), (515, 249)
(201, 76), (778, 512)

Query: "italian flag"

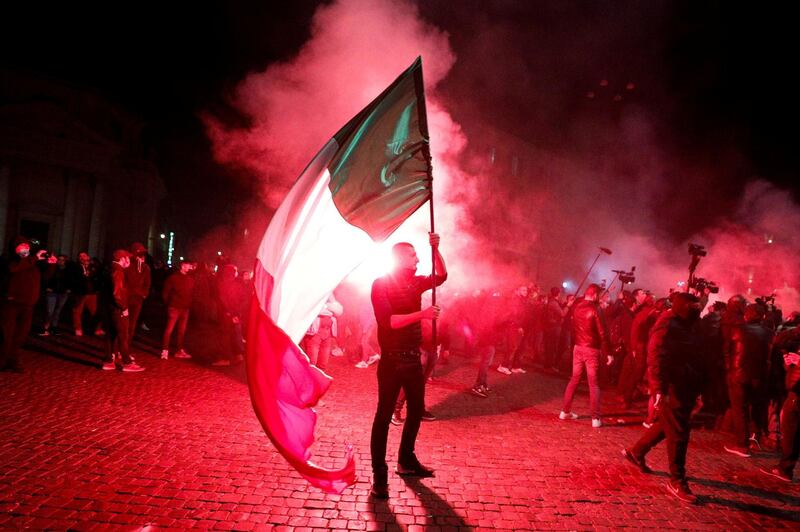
(247, 58), (433, 493)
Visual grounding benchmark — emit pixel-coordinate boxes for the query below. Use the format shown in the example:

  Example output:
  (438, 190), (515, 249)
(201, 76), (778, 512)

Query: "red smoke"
(202, 0), (800, 314)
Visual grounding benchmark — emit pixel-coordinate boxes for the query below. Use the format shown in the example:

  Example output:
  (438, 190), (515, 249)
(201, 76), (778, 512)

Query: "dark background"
(2, 1), (796, 243)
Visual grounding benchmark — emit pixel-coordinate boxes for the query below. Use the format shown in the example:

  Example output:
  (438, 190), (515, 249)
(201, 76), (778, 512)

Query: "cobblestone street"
(1, 331), (798, 530)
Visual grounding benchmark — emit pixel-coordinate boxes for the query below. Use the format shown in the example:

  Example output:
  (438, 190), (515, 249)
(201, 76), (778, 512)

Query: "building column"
(61, 174), (78, 256)
(0, 165), (9, 250)
(88, 180), (105, 258)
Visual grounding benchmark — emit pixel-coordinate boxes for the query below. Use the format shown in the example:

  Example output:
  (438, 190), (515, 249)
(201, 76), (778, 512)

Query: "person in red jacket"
(1, 238), (54, 372)
(161, 260), (195, 360)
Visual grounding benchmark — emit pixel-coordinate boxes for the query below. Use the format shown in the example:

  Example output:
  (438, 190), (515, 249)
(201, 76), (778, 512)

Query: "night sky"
(3, 1), (797, 245)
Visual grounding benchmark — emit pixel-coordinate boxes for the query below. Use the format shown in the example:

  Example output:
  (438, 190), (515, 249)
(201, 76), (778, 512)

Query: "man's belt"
(382, 349), (421, 358)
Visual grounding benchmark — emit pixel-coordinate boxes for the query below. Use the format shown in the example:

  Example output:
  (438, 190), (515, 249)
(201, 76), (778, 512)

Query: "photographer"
(0, 237), (55, 372)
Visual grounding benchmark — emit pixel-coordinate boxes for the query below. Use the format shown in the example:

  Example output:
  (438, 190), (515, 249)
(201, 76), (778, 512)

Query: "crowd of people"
(417, 279), (800, 500)
(2, 234), (799, 500)
(0, 237), (254, 373)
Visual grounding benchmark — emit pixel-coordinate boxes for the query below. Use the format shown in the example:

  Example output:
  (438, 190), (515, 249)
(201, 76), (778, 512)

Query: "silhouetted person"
(369, 233), (446, 499)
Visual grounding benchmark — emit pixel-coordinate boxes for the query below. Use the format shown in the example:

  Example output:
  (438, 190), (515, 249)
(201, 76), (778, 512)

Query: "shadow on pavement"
(400, 476), (472, 529)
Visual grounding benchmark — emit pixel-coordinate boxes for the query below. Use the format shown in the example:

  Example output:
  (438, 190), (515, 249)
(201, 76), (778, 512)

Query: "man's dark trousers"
(107, 309), (132, 365)
(779, 391), (799, 478)
(370, 352), (425, 484)
(127, 295), (145, 340)
(630, 387), (697, 481)
(1, 301), (34, 368)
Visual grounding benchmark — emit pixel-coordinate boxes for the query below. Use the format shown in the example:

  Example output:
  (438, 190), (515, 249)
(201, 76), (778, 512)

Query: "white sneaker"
(559, 411), (579, 420)
(330, 347), (344, 357)
(642, 421), (653, 429)
(141, 323), (150, 331)
(367, 354), (381, 365)
(497, 366), (512, 375)
(160, 350), (169, 360)
(511, 367), (527, 374)
(174, 350), (192, 359)
(355, 361), (369, 369)
(592, 418), (603, 428)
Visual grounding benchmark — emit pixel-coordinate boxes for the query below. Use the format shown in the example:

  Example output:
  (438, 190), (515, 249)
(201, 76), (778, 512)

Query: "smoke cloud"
(202, 0), (800, 313)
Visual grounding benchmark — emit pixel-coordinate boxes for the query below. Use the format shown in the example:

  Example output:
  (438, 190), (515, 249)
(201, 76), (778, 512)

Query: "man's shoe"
(367, 354), (381, 365)
(724, 445), (751, 458)
(666, 479), (697, 504)
(38, 330), (50, 336)
(642, 421), (654, 429)
(174, 350), (192, 359)
(160, 349), (169, 360)
(101, 360), (117, 371)
(396, 461), (434, 477)
(211, 359), (231, 367)
(421, 410), (436, 422)
(355, 360), (369, 369)
(390, 411), (404, 426)
(75, 329), (83, 336)
(759, 467), (792, 483)
(622, 448), (652, 474)
(559, 411), (579, 420)
(592, 418), (603, 428)
(470, 385), (488, 398)
(94, 329), (106, 336)
(122, 362), (145, 373)
(496, 366), (512, 375)
(370, 483), (389, 499)
(511, 367), (527, 374)
(141, 323), (150, 331)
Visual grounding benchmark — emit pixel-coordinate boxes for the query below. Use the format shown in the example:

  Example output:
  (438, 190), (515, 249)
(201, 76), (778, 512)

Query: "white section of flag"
(255, 138), (376, 344)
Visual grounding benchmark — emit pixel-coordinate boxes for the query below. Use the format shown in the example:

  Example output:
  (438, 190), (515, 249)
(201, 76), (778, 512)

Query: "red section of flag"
(245, 262), (356, 493)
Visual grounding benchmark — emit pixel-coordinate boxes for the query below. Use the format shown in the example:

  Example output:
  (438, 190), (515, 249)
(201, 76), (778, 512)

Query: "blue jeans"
(44, 292), (70, 328)
(475, 345), (495, 387)
(562, 345), (602, 418)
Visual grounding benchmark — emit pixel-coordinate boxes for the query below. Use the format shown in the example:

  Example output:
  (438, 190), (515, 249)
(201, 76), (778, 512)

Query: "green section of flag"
(328, 57), (432, 242)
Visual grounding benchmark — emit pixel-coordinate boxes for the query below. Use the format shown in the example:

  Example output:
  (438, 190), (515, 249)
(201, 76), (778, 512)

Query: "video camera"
(689, 276), (719, 294)
(687, 243), (719, 293)
(756, 294), (776, 307)
(611, 266), (636, 284)
(688, 243), (707, 257)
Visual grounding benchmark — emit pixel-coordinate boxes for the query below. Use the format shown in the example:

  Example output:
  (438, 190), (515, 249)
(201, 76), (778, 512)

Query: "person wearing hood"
(125, 242), (151, 344)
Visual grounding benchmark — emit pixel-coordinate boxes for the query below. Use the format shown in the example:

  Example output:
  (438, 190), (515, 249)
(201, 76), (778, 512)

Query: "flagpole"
(429, 192), (437, 357)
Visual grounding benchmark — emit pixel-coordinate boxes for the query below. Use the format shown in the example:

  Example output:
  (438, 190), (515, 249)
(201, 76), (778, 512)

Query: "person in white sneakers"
(560, 284), (613, 428)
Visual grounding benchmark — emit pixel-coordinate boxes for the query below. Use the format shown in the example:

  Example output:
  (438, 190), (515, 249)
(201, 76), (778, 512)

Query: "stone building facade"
(0, 68), (165, 259)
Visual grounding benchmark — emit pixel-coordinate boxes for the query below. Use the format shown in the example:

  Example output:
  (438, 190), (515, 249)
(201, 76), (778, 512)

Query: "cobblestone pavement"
(1, 332), (798, 531)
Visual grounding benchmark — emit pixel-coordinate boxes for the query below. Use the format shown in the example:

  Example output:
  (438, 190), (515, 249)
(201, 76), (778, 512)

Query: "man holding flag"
(246, 57), (438, 495)
(369, 234), (447, 499)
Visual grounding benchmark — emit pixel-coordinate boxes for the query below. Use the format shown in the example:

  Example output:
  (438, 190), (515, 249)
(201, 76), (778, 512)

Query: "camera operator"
(723, 304), (773, 457)
(0, 238), (56, 372)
